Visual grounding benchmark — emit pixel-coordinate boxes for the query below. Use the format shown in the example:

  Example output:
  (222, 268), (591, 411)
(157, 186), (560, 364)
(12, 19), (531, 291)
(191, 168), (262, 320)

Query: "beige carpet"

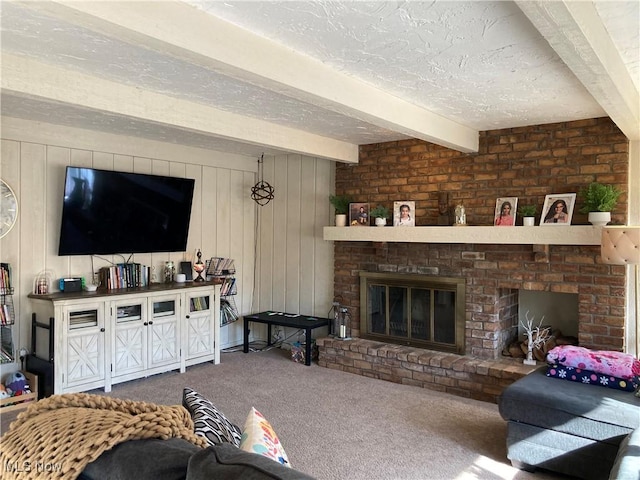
(1, 348), (572, 480)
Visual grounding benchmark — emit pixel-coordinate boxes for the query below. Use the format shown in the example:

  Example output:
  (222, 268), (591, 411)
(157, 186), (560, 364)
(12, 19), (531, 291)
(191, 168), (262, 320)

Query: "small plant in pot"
(370, 205), (390, 227)
(578, 182), (621, 226)
(329, 194), (353, 226)
(518, 205), (537, 226)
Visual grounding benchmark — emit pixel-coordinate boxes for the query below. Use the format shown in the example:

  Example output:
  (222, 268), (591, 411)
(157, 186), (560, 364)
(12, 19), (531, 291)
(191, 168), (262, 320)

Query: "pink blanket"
(547, 345), (640, 380)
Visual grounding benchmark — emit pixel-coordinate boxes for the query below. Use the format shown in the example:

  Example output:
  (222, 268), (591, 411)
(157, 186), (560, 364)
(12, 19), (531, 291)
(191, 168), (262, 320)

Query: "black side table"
(243, 311), (330, 366)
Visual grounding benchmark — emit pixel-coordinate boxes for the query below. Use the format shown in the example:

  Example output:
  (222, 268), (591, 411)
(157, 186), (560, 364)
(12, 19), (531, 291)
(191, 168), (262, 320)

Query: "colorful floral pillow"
(182, 388), (242, 447)
(239, 407), (291, 467)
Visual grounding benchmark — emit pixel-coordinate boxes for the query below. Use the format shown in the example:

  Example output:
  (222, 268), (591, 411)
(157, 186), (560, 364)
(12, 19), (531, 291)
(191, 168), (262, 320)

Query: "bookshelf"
(206, 257), (239, 326)
(1, 263), (15, 364)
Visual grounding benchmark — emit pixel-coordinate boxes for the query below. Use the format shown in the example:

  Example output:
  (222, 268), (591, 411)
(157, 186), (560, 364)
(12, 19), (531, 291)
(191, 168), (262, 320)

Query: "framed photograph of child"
(494, 197), (518, 226)
(349, 203), (370, 226)
(540, 193), (576, 226)
(393, 201), (415, 226)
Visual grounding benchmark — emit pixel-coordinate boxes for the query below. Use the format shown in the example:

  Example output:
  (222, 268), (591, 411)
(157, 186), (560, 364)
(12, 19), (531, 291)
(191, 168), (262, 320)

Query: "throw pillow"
(182, 387), (242, 447)
(239, 407), (291, 467)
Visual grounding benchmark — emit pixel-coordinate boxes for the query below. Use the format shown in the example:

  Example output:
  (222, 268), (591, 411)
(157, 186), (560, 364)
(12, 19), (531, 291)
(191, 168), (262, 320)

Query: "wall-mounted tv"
(58, 167), (195, 256)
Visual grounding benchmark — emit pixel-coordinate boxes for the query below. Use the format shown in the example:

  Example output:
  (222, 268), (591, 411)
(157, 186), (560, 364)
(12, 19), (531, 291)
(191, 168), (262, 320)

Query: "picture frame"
(393, 201), (415, 226)
(494, 197), (518, 226)
(349, 203), (370, 226)
(540, 193), (576, 226)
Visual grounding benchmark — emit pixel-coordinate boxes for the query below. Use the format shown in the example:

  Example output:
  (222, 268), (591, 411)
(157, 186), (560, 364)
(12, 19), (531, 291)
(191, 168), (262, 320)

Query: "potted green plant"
(578, 182), (621, 226)
(370, 205), (390, 227)
(518, 205), (537, 226)
(329, 194), (353, 226)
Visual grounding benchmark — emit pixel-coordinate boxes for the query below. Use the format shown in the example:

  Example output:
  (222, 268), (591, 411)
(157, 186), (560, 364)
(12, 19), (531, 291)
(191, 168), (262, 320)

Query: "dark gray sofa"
(498, 367), (640, 480)
(79, 438), (315, 480)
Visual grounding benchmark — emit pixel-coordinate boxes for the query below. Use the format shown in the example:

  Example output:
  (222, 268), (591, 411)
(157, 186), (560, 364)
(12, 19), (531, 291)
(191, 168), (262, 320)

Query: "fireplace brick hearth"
(324, 118), (629, 399)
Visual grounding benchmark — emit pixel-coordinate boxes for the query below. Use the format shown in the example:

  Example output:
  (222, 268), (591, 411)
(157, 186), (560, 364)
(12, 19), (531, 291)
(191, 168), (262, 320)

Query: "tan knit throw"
(0, 393), (208, 480)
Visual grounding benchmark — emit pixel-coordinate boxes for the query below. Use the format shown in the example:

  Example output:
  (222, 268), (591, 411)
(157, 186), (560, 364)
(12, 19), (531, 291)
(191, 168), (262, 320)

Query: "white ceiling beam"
(516, 0), (639, 141)
(29, 0), (478, 153)
(1, 53), (358, 163)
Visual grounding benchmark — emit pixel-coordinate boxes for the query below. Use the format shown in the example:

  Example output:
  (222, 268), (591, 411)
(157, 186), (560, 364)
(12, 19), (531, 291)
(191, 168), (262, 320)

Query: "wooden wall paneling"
(214, 168), (232, 347)
(215, 168), (231, 257)
(45, 146), (70, 285)
(253, 157), (274, 340)
(240, 170), (256, 318)
(201, 166), (217, 264)
(18, 143), (46, 354)
(270, 155), (288, 312)
(284, 155), (302, 314)
(222, 169), (249, 347)
(1, 140), (22, 362)
(68, 149), (93, 282)
(312, 159), (334, 316)
(299, 157), (317, 316)
(185, 163), (203, 269)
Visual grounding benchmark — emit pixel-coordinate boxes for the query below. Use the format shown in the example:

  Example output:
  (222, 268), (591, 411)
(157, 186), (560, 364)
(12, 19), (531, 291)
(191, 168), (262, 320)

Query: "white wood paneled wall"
(0, 117), (335, 375)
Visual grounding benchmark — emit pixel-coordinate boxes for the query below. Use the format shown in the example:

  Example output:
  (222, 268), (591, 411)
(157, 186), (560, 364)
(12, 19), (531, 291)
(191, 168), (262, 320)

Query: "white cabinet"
(29, 283), (219, 395)
(147, 294), (181, 371)
(63, 303), (106, 391)
(184, 288), (220, 366)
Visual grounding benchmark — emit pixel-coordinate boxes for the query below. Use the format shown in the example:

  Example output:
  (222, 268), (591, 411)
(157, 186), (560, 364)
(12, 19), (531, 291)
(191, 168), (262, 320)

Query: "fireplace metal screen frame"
(359, 272), (466, 354)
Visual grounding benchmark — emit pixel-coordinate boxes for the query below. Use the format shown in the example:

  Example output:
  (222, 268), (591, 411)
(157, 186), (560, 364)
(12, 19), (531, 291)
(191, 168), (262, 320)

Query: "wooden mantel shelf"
(323, 225), (602, 245)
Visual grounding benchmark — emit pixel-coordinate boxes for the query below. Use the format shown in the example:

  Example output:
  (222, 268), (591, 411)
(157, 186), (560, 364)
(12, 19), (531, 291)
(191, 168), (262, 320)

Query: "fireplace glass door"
(361, 272), (464, 354)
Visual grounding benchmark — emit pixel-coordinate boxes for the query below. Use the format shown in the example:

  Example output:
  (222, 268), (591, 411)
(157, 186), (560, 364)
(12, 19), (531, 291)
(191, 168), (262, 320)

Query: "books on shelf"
(99, 263), (151, 290)
(0, 303), (15, 326)
(206, 257), (236, 277)
(220, 277), (237, 296)
(0, 263), (13, 293)
(190, 296), (210, 312)
(220, 297), (239, 326)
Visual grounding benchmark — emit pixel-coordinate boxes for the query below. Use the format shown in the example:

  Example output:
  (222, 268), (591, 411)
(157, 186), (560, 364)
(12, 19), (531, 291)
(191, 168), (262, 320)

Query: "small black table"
(243, 311), (331, 366)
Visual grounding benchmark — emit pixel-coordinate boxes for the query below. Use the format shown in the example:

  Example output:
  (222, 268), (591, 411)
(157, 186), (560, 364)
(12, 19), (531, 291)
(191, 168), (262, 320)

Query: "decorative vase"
(335, 214), (347, 227)
(523, 217), (535, 226)
(375, 217), (386, 227)
(588, 211), (611, 226)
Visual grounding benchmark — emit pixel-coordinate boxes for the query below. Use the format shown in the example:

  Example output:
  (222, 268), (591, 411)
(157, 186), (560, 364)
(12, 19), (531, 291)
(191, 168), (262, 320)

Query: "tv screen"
(58, 167), (195, 256)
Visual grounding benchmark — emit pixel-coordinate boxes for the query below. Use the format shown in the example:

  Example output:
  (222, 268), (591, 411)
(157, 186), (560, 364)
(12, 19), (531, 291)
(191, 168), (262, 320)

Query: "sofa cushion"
(182, 388), (243, 447)
(240, 407), (291, 467)
(79, 438), (201, 480)
(609, 428), (640, 480)
(499, 367), (640, 442)
(187, 443), (314, 480)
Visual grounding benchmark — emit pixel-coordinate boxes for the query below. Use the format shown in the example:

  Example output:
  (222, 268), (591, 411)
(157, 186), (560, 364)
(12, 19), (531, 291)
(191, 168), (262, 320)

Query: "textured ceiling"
(1, 1), (638, 162)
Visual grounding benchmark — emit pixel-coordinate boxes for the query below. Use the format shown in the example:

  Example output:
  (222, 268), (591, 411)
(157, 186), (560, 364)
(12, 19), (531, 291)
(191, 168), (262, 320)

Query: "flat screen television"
(58, 167), (195, 256)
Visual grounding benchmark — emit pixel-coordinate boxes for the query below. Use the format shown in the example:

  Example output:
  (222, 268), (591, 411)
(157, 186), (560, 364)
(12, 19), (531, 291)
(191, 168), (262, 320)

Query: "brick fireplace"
(319, 118), (630, 400)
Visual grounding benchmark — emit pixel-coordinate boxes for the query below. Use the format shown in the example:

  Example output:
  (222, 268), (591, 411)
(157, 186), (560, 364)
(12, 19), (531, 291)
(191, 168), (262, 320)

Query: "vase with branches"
(520, 311), (550, 365)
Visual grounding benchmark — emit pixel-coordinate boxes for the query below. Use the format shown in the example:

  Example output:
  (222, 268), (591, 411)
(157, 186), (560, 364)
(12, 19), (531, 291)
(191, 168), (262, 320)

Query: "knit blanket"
(0, 393), (208, 480)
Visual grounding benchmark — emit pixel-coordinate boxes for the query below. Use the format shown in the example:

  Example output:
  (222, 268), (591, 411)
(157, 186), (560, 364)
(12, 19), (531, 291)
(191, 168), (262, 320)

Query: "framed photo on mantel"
(494, 197), (517, 226)
(349, 203), (369, 226)
(540, 193), (576, 225)
(393, 201), (415, 226)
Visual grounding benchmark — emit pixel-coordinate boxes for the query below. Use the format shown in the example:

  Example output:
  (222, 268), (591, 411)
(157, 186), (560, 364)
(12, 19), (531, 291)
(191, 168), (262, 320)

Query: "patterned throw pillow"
(239, 407), (291, 467)
(182, 387), (242, 447)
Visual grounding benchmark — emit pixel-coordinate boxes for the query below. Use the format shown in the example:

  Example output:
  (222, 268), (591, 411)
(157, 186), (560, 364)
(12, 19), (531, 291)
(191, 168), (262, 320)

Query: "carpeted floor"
(1, 348), (573, 480)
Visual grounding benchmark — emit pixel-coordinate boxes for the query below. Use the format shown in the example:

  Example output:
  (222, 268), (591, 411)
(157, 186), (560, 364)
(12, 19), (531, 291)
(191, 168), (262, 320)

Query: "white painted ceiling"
(1, 1), (638, 162)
